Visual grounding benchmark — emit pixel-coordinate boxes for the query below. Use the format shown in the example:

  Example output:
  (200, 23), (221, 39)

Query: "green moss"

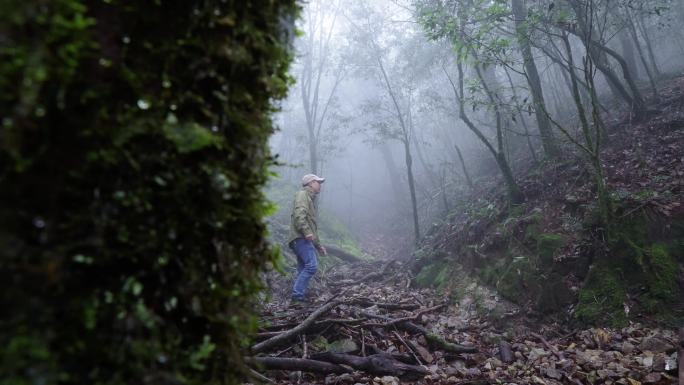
(415, 261), (451, 288)
(641, 244), (679, 312)
(576, 266), (628, 326)
(536, 233), (566, 265)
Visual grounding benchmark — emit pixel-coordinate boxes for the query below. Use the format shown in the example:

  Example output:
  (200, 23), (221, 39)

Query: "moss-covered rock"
(415, 260), (451, 289)
(537, 233), (567, 265)
(640, 244), (679, 313)
(576, 265), (628, 326)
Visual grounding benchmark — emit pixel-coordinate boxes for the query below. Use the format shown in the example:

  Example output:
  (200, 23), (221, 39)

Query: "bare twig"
(392, 329), (424, 366)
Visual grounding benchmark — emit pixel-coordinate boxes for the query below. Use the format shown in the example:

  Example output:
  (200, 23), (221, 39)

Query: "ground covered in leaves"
(249, 260), (681, 385)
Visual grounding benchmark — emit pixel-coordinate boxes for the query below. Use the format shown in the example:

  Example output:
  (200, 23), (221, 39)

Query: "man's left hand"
(317, 245), (327, 255)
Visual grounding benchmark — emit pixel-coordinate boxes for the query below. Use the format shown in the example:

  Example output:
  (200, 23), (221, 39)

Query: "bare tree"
(299, 0), (347, 173)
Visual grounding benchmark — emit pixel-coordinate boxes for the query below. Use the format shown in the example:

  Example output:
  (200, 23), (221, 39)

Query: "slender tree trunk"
(374, 52), (421, 242)
(625, 10), (659, 101)
(562, 33), (611, 225)
(473, 60), (524, 203)
(308, 133), (318, 174)
(403, 138), (421, 242)
(636, 13), (661, 77)
(511, 0), (559, 159)
(503, 66), (538, 163)
(379, 143), (406, 209)
(445, 60), (524, 204)
(411, 129), (439, 187)
(619, 27), (640, 79)
(566, 0), (645, 115)
(440, 165), (450, 215)
(454, 144), (474, 189)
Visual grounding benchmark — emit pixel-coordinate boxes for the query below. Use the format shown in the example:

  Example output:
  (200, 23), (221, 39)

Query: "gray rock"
(544, 368), (563, 380)
(620, 341), (635, 354)
(639, 336), (674, 353)
(328, 338), (358, 354)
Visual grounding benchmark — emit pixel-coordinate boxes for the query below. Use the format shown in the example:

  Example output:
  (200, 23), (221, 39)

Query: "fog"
(268, 0), (684, 257)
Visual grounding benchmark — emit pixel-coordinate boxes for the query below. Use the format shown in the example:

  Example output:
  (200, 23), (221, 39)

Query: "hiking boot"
(289, 297), (310, 307)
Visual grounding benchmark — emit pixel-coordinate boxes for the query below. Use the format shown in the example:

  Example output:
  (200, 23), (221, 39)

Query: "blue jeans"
(290, 238), (318, 300)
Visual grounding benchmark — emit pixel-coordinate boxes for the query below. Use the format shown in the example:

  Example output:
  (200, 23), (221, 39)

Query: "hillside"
(413, 75), (684, 326)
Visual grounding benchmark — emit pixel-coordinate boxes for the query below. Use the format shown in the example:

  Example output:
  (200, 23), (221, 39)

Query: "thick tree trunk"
(511, 0), (559, 159)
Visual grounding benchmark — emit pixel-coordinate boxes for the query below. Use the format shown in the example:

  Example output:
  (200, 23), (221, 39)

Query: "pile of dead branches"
(248, 261), (477, 383)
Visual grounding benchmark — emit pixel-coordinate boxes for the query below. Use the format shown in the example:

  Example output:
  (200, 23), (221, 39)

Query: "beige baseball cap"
(301, 174), (325, 186)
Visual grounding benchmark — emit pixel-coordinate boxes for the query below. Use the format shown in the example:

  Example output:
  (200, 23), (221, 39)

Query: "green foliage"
(0, 1), (298, 384)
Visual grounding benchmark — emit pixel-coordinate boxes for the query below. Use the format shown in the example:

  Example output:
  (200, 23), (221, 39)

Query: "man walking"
(288, 173), (327, 304)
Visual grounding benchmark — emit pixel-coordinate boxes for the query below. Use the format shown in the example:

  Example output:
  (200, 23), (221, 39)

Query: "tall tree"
(511, 0), (560, 159)
(298, 0), (347, 173)
(348, 4), (425, 242)
(418, 0), (525, 204)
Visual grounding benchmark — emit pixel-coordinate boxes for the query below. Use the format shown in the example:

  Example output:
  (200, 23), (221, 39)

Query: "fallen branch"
(251, 300), (343, 354)
(247, 368), (276, 384)
(352, 299), (420, 311)
(245, 356), (352, 374)
(362, 304), (447, 327)
(358, 309), (476, 354)
(309, 352), (429, 379)
(257, 318), (366, 340)
(531, 332), (565, 360)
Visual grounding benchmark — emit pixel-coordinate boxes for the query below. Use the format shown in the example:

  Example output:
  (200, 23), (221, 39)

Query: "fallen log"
(324, 244), (362, 263)
(245, 356), (352, 374)
(309, 352), (429, 379)
(251, 300), (342, 354)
